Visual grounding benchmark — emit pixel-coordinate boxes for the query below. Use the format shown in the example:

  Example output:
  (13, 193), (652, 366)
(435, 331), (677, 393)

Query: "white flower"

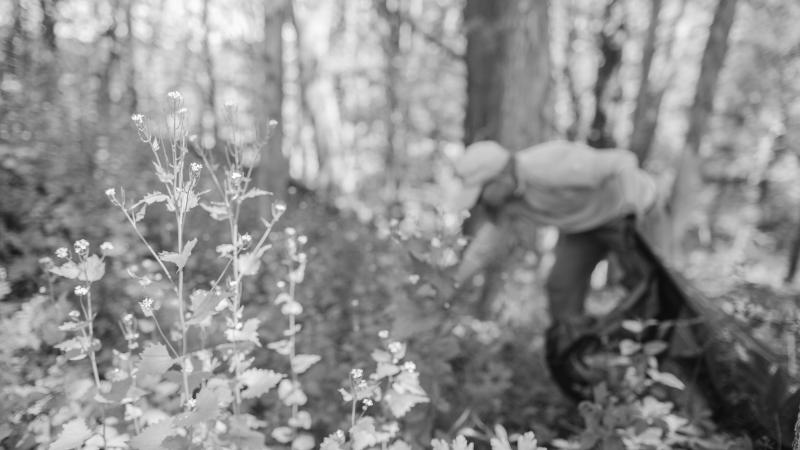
(167, 91), (182, 100)
(69, 310), (81, 320)
(272, 202), (287, 217)
(378, 330), (389, 339)
(139, 297), (154, 317)
(230, 171), (242, 180)
(285, 227), (296, 236)
(297, 235), (308, 245)
(388, 341), (404, 355)
(74, 285), (89, 296)
(105, 188), (116, 199)
(268, 119), (279, 127)
(73, 239), (90, 254)
(240, 233), (252, 245)
(361, 398), (373, 409)
(350, 368), (363, 379)
(100, 242), (114, 252)
(130, 114), (144, 124)
(190, 162), (203, 174)
(55, 247), (69, 259)
(402, 361), (416, 372)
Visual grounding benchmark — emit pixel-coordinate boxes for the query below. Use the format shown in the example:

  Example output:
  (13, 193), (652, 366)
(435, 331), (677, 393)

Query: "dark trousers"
(545, 216), (645, 324)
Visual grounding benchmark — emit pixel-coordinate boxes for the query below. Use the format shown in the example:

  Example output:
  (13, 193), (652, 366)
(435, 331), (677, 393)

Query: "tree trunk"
(201, 0), (218, 148)
(257, 0), (289, 218)
(290, 0), (344, 193)
(377, 0), (403, 203)
(463, 0), (551, 314)
(669, 0), (739, 256)
(629, 0), (661, 162)
(587, 0), (625, 149)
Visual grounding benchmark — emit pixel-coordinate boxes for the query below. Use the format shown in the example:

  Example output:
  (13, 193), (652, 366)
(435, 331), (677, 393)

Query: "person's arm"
(454, 220), (510, 286)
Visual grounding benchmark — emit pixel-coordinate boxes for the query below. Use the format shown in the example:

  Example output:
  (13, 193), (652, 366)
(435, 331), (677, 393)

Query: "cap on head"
(450, 141), (511, 211)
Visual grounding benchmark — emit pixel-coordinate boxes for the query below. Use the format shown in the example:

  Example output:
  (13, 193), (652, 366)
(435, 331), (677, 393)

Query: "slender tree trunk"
(201, 0), (218, 147)
(124, 0), (138, 114)
(669, 0), (739, 256)
(377, 0), (403, 203)
(629, 0), (661, 162)
(562, 0), (581, 141)
(587, 0), (625, 149)
(257, 0), (289, 217)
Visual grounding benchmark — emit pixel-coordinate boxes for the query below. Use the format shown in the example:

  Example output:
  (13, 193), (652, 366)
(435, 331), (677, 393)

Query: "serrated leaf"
(431, 439), (450, 450)
(78, 255), (105, 282)
(130, 419), (175, 450)
(350, 417), (394, 450)
(225, 318), (261, 345)
(278, 379), (307, 406)
(238, 251), (263, 276)
(49, 261), (80, 279)
(372, 349), (392, 363)
(187, 289), (227, 325)
(293, 434), (315, 450)
(267, 339), (292, 355)
(516, 432), (539, 450)
(49, 418), (92, 450)
(136, 343), (174, 378)
(238, 188), (271, 202)
(452, 435), (474, 450)
(384, 389), (429, 418)
(320, 433), (346, 450)
(176, 386), (219, 427)
(388, 440), (412, 450)
(393, 370), (426, 395)
(240, 369), (284, 399)
(374, 362), (400, 380)
(98, 377), (133, 404)
(159, 237), (197, 270)
(142, 191), (169, 205)
(200, 202), (230, 221)
(291, 354), (321, 374)
(133, 204), (147, 223)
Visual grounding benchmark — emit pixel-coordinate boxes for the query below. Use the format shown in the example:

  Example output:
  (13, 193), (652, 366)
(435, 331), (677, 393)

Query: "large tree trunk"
(463, 0), (551, 315)
(290, 0), (344, 193)
(257, 1), (290, 217)
(669, 0), (738, 257)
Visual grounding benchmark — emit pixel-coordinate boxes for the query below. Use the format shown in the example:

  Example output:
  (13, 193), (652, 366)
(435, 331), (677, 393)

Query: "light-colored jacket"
(513, 140), (656, 233)
(454, 141), (658, 284)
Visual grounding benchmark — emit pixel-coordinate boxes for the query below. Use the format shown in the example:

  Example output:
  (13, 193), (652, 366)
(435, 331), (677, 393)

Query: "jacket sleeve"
(454, 221), (510, 285)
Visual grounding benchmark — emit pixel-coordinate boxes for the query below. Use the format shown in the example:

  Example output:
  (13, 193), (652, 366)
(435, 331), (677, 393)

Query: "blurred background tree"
(2, 0), (800, 318)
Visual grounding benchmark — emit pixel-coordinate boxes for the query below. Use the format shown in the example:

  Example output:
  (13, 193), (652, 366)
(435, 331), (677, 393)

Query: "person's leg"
(591, 216), (650, 291)
(545, 230), (609, 323)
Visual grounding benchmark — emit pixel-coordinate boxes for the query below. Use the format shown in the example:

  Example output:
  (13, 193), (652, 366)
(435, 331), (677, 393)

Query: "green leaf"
(130, 419), (175, 450)
(350, 417), (394, 450)
(452, 436), (474, 450)
(176, 386), (219, 427)
(225, 318), (261, 345)
(238, 245), (271, 276)
(78, 255), (105, 282)
(278, 379), (308, 406)
(239, 368), (284, 399)
(142, 191), (169, 205)
(133, 204), (147, 223)
(291, 354), (321, 374)
(49, 261), (80, 280)
(320, 433), (346, 450)
(159, 237), (197, 270)
(136, 343), (174, 378)
(200, 202), (230, 221)
(187, 289), (228, 325)
(642, 340), (668, 356)
(516, 432), (539, 450)
(271, 426), (294, 444)
(49, 418), (93, 450)
(388, 440), (412, 450)
(238, 188), (271, 202)
(646, 369), (685, 390)
(374, 361), (401, 380)
(383, 389), (429, 418)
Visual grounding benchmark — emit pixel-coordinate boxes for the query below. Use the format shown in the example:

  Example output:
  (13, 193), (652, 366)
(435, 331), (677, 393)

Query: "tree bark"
(629, 0), (661, 162)
(377, 0), (403, 203)
(257, 0), (289, 217)
(669, 0), (739, 256)
(201, 0), (219, 147)
(290, 0), (344, 193)
(587, 0), (625, 149)
(463, 0), (551, 314)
